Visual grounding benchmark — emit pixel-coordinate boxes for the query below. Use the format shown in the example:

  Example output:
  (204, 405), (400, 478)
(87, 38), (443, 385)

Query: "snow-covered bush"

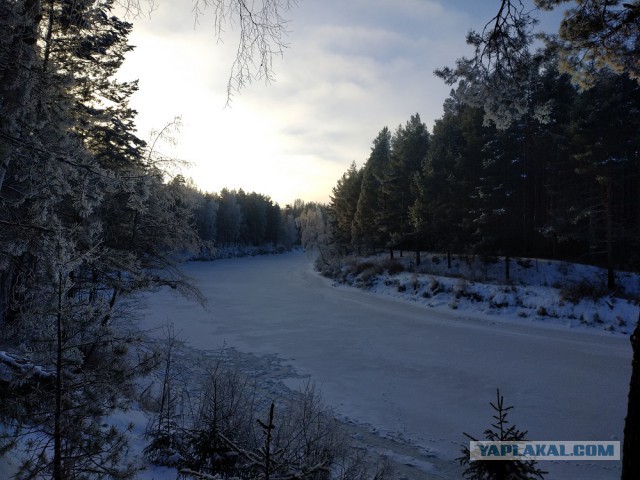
(184, 362), (256, 476)
(380, 259), (403, 275)
(559, 279), (608, 304)
(143, 340), (391, 480)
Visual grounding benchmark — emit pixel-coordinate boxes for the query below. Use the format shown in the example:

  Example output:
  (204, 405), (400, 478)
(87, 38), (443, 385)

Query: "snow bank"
(328, 253), (639, 335)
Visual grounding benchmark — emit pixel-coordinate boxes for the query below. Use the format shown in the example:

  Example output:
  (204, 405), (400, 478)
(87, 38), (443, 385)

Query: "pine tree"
(265, 201), (282, 245)
(352, 127), (392, 254)
(382, 114), (429, 257)
(0, 0), (41, 192)
(329, 162), (363, 253)
(471, 124), (526, 280)
(539, 0), (640, 87)
(411, 95), (488, 266)
(195, 193), (219, 244)
(0, 2), (198, 477)
(216, 189), (243, 246)
(238, 191), (269, 246)
(564, 71), (640, 289)
(435, 0), (539, 129)
(9, 230), (141, 480)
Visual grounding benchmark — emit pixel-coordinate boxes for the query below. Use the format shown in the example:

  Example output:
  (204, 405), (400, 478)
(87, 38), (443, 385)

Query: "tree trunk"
(54, 272), (64, 480)
(505, 255), (510, 281)
(42, 0), (55, 71)
(608, 266), (616, 291)
(622, 313), (640, 479)
(447, 250), (452, 269)
(606, 177), (615, 289)
(389, 248), (394, 260)
(416, 250), (421, 266)
(259, 402), (275, 480)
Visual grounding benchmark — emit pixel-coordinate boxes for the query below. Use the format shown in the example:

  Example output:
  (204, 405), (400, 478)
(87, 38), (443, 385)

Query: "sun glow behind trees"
(117, 15), (348, 205)
(116, 1), (534, 205)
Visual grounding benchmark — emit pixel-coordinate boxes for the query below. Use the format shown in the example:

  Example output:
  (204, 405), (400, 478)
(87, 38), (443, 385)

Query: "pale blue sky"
(118, 1), (563, 204)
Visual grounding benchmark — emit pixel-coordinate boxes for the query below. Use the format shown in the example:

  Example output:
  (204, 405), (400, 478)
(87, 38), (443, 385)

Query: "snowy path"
(139, 251), (631, 479)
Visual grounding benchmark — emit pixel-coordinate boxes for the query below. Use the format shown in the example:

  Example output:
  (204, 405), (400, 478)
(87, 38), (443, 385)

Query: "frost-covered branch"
(116, 0), (296, 104)
(0, 351), (55, 382)
(193, 0), (296, 104)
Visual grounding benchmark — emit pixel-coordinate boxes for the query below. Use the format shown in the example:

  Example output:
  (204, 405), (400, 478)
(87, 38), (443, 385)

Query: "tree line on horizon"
(185, 183), (306, 251)
(328, 56), (640, 288)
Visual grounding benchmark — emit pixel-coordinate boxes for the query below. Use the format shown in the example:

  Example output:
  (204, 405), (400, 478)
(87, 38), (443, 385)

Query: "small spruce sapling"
(459, 389), (545, 480)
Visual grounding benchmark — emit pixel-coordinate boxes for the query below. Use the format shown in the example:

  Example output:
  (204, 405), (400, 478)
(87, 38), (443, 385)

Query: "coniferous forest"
(328, 66), (640, 289)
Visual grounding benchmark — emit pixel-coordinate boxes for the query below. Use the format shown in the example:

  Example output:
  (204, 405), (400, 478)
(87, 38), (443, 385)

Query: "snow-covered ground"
(133, 251), (634, 479)
(331, 252), (639, 336)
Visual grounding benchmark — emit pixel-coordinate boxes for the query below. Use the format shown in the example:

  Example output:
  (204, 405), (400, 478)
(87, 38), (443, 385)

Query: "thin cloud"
(119, 1), (501, 204)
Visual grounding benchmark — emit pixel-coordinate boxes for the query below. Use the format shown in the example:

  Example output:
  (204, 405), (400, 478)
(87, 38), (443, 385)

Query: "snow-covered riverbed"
(138, 251), (631, 479)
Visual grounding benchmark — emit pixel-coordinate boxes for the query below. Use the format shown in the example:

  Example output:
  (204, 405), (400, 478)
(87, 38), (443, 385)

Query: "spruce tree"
(459, 389), (545, 480)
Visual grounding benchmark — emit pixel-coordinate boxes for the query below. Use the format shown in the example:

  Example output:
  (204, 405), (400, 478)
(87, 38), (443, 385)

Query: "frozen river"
(139, 251), (631, 479)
